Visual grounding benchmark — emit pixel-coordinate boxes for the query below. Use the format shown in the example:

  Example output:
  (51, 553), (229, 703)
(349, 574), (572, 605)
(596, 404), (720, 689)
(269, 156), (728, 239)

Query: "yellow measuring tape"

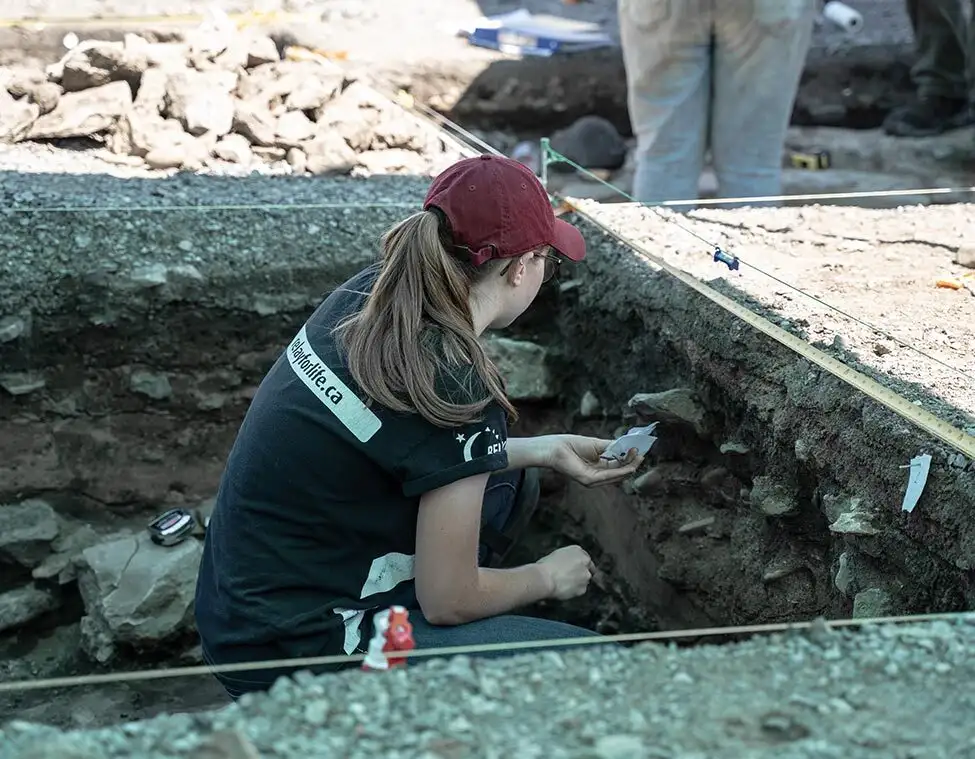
(562, 199), (975, 461)
(0, 10), (314, 30)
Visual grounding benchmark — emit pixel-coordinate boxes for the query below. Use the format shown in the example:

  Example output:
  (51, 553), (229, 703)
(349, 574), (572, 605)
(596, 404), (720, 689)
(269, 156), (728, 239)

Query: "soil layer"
(549, 203), (975, 630)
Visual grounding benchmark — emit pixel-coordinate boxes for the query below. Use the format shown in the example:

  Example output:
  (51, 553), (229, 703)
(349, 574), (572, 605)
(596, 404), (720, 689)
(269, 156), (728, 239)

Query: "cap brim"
(552, 218), (586, 262)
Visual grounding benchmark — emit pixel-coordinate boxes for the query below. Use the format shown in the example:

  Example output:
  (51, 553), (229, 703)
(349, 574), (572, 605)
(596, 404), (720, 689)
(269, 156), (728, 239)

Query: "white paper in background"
(600, 422), (659, 462)
(901, 453), (932, 513)
(822, 1), (864, 33)
(452, 9), (533, 37)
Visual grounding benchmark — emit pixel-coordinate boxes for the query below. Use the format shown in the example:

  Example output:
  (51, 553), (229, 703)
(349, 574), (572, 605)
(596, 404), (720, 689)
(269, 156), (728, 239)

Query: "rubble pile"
(0, 499), (205, 667)
(0, 24), (463, 175)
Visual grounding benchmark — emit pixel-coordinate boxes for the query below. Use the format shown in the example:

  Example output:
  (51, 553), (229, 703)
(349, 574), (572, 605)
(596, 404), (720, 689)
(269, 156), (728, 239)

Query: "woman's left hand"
(541, 434), (645, 487)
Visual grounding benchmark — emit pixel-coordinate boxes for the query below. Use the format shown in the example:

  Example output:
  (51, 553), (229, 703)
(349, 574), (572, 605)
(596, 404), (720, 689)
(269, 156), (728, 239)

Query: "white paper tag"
(600, 423), (658, 461)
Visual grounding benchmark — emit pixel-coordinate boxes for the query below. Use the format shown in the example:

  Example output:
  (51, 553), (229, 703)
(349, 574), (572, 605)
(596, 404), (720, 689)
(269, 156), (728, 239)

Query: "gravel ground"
(0, 171), (437, 318)
(574, 199), (975, 427)
(2, 616), (974, 758)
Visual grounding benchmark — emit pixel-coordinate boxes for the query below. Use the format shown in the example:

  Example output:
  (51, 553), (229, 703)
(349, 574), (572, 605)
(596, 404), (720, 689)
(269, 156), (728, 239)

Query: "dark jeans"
(906, 0), (974, 99)
(205, 469), (600, 700)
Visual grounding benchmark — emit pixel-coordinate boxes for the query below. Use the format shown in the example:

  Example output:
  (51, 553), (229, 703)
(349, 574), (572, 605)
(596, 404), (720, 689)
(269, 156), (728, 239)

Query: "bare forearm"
(502, 436), (554, 472)
(424, 562), (553, 625)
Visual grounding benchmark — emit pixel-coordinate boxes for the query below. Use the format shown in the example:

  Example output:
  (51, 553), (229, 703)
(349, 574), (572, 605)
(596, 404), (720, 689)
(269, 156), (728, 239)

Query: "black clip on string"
(713, 246), (740, 272)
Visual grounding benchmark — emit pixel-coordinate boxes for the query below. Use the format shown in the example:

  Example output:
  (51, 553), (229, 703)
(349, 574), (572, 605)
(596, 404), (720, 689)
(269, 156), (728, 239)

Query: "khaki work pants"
(618, 0), (817, 205)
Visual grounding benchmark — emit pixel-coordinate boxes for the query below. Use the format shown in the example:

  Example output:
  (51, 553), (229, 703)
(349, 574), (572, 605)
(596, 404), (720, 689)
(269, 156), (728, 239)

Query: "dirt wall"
(0, 175), (430, 510)
(552, 212), (975, 629)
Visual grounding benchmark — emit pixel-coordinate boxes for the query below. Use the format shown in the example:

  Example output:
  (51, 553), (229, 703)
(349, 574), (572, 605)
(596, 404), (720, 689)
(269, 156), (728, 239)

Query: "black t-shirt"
(194, 264), (510, 662)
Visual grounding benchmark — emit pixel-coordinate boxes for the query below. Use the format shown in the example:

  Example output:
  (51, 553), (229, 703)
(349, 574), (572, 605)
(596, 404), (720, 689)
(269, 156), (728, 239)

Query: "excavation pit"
(1, 173), (974, 729)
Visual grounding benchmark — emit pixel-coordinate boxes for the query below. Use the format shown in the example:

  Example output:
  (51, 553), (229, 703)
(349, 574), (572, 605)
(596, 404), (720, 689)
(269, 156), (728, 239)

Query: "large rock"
(3, 68), (61, 115)
(238, 60), (343, 111)
(28, 81), (132, 140)
(106, 68), (184, 158)
(303, 133), (357, 175)
(628, 388), (710, 437)
(285, 76), (343, 112)
(354, 148), (429, 176)
(0, 585), (59, 633)
(184, 24), (279, 72)
(110, 112), (184, 158)
(0, 499), (59, 567)
(749, 476), (801, 517)
(369, 112), (440, 153)
(164, 70), (238, 138)
(233, 99), (278, 147)
(122, 35), (190, 71)
(550, 115), (628, 171)
(245, 35), (281, 69)
(55, 40), (148, 93)
(133, 67), (170, 114)
(274, 110), (316, 147)
(314, 81), (386, 152)
(32, 523), (101, 584)
(482, 337), (555, 401)
(0, 89), (39, 143)
(76, 531), (203, 663)
(214, 133), (254, 164)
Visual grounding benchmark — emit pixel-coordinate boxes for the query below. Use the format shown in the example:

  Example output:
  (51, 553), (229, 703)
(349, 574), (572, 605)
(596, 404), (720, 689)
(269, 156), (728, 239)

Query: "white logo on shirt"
(286, 324), (382, 443)
(333, 552), (416, 654)
(456, 424), (506, 462)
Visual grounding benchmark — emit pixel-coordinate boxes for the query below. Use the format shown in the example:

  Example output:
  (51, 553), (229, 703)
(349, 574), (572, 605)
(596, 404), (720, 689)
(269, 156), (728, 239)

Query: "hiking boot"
(882, 95), (973, 137)
(478, 467), (540, 568)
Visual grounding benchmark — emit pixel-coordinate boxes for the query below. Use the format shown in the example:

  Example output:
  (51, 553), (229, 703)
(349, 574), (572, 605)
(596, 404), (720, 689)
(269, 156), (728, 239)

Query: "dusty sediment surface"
(3, 616), (975, 758)
(573, 200), (975, 419)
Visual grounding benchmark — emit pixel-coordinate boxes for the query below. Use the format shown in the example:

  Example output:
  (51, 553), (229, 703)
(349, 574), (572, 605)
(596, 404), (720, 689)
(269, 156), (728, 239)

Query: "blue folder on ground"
(466, 9), (613, 57)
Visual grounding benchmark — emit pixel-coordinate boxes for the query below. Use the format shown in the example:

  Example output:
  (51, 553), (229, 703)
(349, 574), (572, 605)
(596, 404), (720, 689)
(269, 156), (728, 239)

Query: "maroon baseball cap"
(423, 154), (586, 267)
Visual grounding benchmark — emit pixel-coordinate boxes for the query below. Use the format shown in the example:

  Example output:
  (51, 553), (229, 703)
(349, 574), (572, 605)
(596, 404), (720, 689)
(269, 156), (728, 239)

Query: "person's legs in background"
(884, 0), (972, 136)
(618, 0), (713, 206)
(709, 0), (816, 206)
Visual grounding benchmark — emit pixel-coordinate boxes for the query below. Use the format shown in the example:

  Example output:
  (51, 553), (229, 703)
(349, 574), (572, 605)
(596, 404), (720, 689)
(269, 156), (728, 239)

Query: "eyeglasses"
(499, 252), (562, 283)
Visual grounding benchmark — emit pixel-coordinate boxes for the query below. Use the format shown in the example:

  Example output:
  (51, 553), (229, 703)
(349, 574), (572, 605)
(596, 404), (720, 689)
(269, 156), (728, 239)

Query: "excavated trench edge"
(0, 182), (973, 726)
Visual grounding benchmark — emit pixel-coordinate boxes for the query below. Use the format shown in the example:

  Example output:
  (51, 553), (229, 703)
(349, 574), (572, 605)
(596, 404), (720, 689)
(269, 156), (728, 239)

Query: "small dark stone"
(549, 115), (628, 172)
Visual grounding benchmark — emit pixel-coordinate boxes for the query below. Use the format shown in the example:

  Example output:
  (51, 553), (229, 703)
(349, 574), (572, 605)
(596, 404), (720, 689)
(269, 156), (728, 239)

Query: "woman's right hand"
(536, 545), (595, 600)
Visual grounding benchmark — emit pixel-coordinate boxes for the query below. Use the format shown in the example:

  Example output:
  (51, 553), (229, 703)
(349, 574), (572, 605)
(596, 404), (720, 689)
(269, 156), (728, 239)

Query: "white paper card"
(601, 423), (659, 461)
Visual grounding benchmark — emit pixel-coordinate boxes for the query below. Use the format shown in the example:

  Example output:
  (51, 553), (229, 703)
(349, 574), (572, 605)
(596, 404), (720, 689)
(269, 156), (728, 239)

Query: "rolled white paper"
(823, 1), (864, 33)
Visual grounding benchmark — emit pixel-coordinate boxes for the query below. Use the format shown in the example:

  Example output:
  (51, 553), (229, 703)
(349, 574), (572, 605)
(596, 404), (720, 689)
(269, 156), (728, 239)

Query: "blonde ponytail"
(335, 210), (516, 428)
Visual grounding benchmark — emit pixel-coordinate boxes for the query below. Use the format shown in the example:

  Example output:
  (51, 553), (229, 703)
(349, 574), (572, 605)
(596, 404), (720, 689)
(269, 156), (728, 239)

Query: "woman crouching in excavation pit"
(194, 155), (644, 698)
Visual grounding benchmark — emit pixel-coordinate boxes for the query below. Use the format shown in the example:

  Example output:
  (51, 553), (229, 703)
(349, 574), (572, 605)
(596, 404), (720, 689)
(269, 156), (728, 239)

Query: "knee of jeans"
(486, 468), (522, 489)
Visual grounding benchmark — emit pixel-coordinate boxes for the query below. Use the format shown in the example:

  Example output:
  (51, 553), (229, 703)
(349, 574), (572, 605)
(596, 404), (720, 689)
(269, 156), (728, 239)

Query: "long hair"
(334, 209), (517, 428)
